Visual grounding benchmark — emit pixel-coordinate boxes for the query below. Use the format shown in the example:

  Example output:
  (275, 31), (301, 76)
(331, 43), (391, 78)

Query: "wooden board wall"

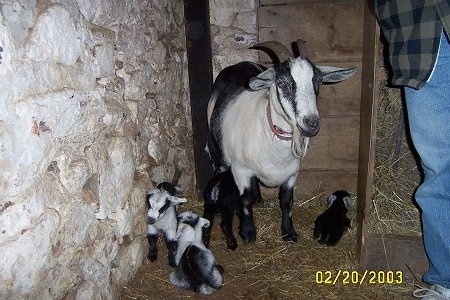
(258, 0), (364, 194)
(259, 0), (429, 277)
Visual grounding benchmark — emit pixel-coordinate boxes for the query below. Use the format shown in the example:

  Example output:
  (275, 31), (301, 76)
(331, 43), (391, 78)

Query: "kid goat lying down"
(170, 211), (224, 295)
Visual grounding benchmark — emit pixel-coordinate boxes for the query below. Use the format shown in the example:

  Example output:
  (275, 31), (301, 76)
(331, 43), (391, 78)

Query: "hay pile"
(121, 190), (415, 300)
(368, 52), (422, 237)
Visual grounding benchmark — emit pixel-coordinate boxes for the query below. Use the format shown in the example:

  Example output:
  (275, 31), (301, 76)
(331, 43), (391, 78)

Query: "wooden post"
(357, 0), (379, 268)
(184, 0), (214, 195)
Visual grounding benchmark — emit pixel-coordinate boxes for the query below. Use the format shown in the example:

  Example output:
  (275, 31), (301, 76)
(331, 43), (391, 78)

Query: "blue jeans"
(404, 31), (450, 288)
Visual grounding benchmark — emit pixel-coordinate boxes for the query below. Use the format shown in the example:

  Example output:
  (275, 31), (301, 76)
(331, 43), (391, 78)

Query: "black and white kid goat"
(313, 190), (352, 246)
(206, 40), (357, 243)
(146, 182), (187, 267)
(170, 211), (224, 295)
(202, 169), (240, 250)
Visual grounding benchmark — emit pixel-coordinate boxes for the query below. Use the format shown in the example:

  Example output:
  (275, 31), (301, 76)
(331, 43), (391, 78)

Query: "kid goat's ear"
(199, 217), (210, 229)
(170, 196), (187, 204)
(327, 194), (337, 207)
(343, 196), (352, 210)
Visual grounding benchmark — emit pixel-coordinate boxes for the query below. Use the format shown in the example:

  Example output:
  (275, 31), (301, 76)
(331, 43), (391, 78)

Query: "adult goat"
(205, 40), (357, 243)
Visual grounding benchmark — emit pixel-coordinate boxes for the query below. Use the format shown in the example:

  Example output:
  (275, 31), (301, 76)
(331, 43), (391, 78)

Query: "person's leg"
(404, 31), (450, 288)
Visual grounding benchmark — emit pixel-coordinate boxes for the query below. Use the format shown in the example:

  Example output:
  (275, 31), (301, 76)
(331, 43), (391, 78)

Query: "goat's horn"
(296, 39), (308, 59)
(250, 41), (292, 62)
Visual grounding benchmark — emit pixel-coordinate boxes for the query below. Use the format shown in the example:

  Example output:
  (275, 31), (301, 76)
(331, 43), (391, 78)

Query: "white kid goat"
(146, 182), (186, 267)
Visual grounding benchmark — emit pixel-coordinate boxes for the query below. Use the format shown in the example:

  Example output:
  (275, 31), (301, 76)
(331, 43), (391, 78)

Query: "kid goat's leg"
(202, 201), (217, 248)
(165, 229), (178, 267)
(220, 199), (238, 250)
(147, 225), (158, 261)
(236, 176), (259, 243)
(202, 175), (220, 248)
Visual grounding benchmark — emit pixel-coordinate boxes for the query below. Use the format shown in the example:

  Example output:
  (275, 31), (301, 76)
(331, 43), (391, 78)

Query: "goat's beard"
(291, 125), (309, 159)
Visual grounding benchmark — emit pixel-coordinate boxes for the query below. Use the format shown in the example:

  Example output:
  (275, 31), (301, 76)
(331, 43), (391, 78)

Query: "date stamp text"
(315, 270), (403, 285)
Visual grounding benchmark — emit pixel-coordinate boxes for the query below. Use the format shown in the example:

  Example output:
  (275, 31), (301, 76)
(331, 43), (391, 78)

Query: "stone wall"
(209, 0), (259, 77)
(0, 0), (194, 299)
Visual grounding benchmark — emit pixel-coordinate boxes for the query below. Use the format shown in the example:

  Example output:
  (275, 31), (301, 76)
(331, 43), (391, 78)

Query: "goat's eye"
(277, 81), (290, 92)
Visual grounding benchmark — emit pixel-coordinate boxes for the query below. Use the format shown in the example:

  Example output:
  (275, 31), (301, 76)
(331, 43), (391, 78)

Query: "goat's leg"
(202, 201), (217, 248)
(237, 188), (257, 242)
(279, 181), (298, 242)
(164, 229), (178, 267)
(206, 133), (224, 173)
(147, 226), (158, 261)
(219, 201), (238, 250)
(251, 176), (263, 204)
(202, 174), (221, 248)
(233, 172), (257, 242)
(313, 215), (324, 239)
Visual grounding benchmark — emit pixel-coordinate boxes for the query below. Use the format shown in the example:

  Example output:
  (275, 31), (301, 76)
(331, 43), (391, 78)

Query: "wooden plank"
(364, 234), (428, 281)
(357, 0), (378, 268)
(258, 1), (364, 63)
(184, 0), (214, 193)
(301, 116), (360, 171)
(261, 0), (359, 6)
(260, 170), (357, 197)
(295, 170), (357, 195)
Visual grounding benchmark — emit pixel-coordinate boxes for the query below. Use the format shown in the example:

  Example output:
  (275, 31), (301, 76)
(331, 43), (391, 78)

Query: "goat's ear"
(318, 66), (357, 83)
(199, 217), (210, 228)
(327, 194), (337, 207)
(249, 68), (275, 90)
(174, 186), (183, 196)
(343, 196), (352, 210)
(170, 196), (187, 204)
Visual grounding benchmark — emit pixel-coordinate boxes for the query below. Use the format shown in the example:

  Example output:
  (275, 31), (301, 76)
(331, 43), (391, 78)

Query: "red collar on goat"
(266, 102), (293, 141)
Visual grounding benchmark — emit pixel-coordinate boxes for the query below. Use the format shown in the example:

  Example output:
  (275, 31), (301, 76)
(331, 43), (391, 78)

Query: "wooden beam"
(357, 0), (378, 266)
(184, 0), (214, 194)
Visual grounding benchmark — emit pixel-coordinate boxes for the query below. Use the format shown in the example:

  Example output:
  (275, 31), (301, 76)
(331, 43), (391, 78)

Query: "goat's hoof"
(148, 254), (157, 261)
(226, 239), (238, 251)
(282, 232), (298, 243)
(238, 228), (256, 243)
(313, 231), (320, 239)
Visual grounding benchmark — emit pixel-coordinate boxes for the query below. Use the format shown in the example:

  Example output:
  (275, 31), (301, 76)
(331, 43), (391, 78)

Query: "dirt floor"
(121, 192), (420, 300)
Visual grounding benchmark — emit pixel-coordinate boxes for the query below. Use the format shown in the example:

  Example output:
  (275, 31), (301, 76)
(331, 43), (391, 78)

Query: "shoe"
(413, 284), (450, 299)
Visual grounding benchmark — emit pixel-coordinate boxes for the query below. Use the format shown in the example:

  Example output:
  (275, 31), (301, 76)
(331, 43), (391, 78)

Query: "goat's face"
(176, 211), (210, 243)
(178, 211), (210, 229)
(249, 56), (356, 157)
(274, 58), (321, 137)
(146, 183), (187, 224)
(327, 190), (352, 212)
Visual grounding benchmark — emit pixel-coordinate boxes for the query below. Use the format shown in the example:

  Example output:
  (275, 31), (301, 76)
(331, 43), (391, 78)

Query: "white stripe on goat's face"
(275, 58), (321, 137)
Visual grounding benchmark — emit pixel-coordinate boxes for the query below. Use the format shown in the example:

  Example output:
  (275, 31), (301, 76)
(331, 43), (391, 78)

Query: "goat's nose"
(147, 217), (156, 224)
(306, 116), (320, 130)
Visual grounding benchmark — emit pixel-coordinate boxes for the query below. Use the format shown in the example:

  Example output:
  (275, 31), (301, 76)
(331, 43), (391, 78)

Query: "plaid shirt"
(374, 0), (450, 89)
